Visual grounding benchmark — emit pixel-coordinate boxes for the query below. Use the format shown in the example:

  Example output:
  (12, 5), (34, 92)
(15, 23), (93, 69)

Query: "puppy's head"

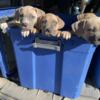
(72, 18), (100, 45)
(38, 13), (65, 36)
(14, 6), (45, 31)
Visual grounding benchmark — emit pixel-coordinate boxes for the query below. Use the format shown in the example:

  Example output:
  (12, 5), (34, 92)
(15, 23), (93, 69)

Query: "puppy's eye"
(89, 35), (96, 42)
(52, 21), (57, 26)
(31, 15), (35, 19)
(87, 28), (96, 32)
(32, 16), (35, 18)
(42, 20), (47, 24)
(87, 28), (93, 32)
(20, 14), (23, 18)
(98, 38), (100, 41)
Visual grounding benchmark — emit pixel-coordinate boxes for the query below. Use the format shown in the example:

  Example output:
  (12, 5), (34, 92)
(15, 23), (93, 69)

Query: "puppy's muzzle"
(88, 35), (96, 44)
(21, 18), (29, 28)
(45, 29), (51, 33)
(21, 22), (31, 31)
(45, 29), (56, 36)
(22, 23), (28, 27)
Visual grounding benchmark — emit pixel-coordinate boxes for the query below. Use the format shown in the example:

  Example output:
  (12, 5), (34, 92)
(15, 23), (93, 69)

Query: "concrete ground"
(0, 77), (100, 100)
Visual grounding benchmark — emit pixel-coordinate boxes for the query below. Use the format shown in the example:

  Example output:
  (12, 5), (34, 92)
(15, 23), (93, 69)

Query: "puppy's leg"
(31, 28), (39, 34)
(21, 28), (39, 37)
(8, 20), (21, 27)
(0, 22), (8, 33)
(61, 31), (71, 40)
(21, 30), (30, 37)
(0, 21), (30, 37)
(0, 20), (21, 34)
(56, 30), (71, 40)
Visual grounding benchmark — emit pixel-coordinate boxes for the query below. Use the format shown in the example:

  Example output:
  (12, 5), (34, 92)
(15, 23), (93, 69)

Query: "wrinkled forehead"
(44, 14), (58, 22)
(86, 18), (100, 30)
(20, 7), (37, 16)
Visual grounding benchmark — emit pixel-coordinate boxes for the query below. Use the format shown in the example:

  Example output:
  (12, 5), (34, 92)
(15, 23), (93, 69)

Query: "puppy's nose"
(46, 29), (50, 33)
(22, 23), (28, 27)
(89, 35), (96, 43)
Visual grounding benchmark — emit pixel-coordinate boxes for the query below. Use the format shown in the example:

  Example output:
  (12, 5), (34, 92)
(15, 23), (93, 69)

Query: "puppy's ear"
(56, 16), (65, 29)
(14, 7), (23, 21)
(71, 21), (80, 32)
(77, 14), (85, 21)
(36, 16), (44, 30)
(71, 20), (86, 35)
(34, 8), (45, 17)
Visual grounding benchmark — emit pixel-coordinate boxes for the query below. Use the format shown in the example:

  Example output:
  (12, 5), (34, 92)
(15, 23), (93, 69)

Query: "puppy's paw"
(21, 30), (30, 37)
(62, 31), (71, 40)
(0, 23), (8, 33)
(56, 31), (62, 37)
(31, 28), (39, 34)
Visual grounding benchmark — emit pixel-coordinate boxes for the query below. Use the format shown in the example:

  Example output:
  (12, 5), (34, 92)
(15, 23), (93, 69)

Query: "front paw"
(0, 23), (8, 33)
(31, 28), (39, 34)
(61, 31), (71, 40)
(21, 30), (30, 37)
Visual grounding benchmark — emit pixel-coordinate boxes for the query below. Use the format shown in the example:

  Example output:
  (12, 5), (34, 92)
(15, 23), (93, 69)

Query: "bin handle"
(32, 37), (61, 52)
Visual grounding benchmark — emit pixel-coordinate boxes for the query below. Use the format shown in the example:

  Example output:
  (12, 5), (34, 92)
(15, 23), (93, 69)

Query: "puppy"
(77, 13), (97, 21)
(0, 6), (45, 37)
(37, 13), (71, 39)
(72, 17), (100, 45)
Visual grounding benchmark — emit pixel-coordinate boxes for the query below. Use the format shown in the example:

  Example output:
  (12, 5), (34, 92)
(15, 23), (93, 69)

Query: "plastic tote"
(0, 8), (96, 97)
(0, 8), (16, 77)
(0, 8), (15, 18)
(89, 46), (100, 88)
(60, 37), (96, 97)
(0, 32), (9, 77)
(8, 23), (96, 98)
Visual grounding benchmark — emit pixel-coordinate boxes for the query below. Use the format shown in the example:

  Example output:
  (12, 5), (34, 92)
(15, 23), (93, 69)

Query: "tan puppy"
(37, 13), (71, 39)
(77, 13), (97, 21)
(0, 6), (45, 37)
(72, 17), (100, 45)
(14, 6), (45, 37)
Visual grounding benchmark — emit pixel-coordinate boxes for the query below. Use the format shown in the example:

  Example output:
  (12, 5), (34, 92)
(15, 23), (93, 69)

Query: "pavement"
(0, 77), (100, 100)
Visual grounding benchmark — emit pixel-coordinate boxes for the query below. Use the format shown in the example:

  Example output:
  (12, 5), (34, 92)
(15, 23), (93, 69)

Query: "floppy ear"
(71, 21), (80, 32)
(77, 13), (86, 21)
(71, 20), (86, 36)
(14, 7), (23, 21)
(34, 8), (45, 17)
(56, 16), (65, 29)
(36, 15), (45, 30)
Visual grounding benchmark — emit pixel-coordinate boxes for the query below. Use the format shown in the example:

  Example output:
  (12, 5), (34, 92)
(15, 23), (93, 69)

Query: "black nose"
(98, 38), (100, 41)
(22, 23), (28, 27)
(89, 35), (96, 43)
(46, 29), (50, 33)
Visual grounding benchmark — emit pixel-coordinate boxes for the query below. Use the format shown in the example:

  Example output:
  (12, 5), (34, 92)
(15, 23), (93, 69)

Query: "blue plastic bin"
(0, 8), (96, 98)
(0, 8), (16, 77)
(87, 14), (100, 88)
(61, 38), (96, 97)
(0, 33), (9, 77)
(0, 8), (15, 18)
(89, 46), (100, 88)
(8, 24), (96, 98)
